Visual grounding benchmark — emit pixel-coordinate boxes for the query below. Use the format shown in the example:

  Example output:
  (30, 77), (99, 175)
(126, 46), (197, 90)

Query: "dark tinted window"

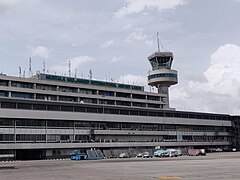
(1, 102), (16, 109)
(17, 103), (32, 109)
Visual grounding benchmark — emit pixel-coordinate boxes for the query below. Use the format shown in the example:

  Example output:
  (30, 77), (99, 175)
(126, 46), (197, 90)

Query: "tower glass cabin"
(147, 51), (178, 109)
(148, 52), (173, 69)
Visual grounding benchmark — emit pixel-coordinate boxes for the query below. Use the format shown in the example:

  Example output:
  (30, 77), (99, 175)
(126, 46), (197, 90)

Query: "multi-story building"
(0, 49), (236, 160)
(231, 116), (240, 151)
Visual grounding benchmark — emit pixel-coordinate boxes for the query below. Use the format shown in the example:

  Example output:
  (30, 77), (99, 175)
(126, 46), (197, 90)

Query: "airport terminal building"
(0, 50), (239, 160)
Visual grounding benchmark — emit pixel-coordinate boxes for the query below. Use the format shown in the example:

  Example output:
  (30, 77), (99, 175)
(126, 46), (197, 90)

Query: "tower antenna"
(29, 57), (32, 77)
(157, 32), (160, 52)
(89, 69), (93, 80)
(157, 32), (165, 52)
(74, 69), (77, 79)
(43, 60), (46, 73)
(19, 67), (22, 77)
(68, 60), (71, 77)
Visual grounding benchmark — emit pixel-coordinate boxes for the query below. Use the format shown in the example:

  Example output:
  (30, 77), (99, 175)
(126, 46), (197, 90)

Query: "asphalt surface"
(0, 152), (240, 180)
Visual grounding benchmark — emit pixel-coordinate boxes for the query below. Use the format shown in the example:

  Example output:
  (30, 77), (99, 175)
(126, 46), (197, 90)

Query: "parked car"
(136, 153), (143, 158)
(70, 152), (88, 160)
(188, 149), (206, 156)
(143, 152), (151, 158)
(176, 149), (182, 156)
(170, 150), (178, 157)
(161, 151), (170, 157)
(119, 152), (128, 158)
(154, 150), (166, 157)
(215, 148), (223, 152)
(167, 149), (178, 157)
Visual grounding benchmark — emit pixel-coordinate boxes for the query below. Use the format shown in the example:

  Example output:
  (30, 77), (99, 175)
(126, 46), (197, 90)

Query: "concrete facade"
(0, 60), (236, 160)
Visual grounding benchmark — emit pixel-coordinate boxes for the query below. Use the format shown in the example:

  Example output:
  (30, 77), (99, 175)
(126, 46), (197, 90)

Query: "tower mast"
(29, 57), (32, 77)
(68, 60), (71, 77)
(157, 32), (160, 52)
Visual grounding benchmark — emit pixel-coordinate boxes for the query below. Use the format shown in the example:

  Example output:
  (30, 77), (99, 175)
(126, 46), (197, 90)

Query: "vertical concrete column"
(114, 92), (117, 105)
(145, 95), (148, 108)
(73, 122), (75, 141)
(130, 93), (133, 107)
(14, 119), (16, 143)
(56, 86), (59, 101)
(45, 120), (48, 143)
(33, 83), (37, 99)
(9, 80), (11, 97)
(158, 86), (169, 109)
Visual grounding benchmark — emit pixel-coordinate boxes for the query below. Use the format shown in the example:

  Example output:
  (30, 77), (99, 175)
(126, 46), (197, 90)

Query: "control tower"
(147, 39), (178, 109)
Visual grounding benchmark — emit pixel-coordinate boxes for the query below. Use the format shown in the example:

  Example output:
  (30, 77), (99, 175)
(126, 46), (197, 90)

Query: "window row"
(0, 119), (229, 133)
(0, 134), (230, 143)
(0, 79), (162, 101)
(0, 98), (162, 109)
(45, 74), (143, 91)
(1, 90), (164, 104)
(148, 73), (177, 80)
(0, 101), (230, 121)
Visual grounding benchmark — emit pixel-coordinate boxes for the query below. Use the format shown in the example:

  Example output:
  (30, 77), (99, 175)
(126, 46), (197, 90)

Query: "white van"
(167, 149), (178, 157)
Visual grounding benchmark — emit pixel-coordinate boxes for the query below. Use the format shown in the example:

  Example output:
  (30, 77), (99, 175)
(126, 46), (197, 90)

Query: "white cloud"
(126, 31), (153, 46)
(51, 56), (95, 74)
(114, 0), (187, 18)
(111, 55), (125, 63)
(0, 0), (37, 15)
(100, 40), (114, 49)
(0, 0), (19, 7)
(0, 0), (17, 15)
(122, 23), (132, 30)
(171, 44), (240, 114)
(28, 45), (50, 59)
(71, 43), (78, 47)
(118, 74), (147, 86)
(118, 74), (158, 92)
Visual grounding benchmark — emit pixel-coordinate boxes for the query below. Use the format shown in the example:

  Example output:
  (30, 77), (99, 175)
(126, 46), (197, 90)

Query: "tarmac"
(0, 152), (240, 180)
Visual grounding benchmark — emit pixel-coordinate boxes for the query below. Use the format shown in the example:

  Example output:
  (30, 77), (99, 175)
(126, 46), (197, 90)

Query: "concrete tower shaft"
(147, 51), (178, 109)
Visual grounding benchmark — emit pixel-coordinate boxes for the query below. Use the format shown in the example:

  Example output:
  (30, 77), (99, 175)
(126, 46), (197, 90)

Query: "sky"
(0, 0), (240, 114)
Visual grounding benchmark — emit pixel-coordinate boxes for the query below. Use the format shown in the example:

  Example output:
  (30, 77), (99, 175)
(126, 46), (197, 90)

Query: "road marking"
(158, 176), (183, 179)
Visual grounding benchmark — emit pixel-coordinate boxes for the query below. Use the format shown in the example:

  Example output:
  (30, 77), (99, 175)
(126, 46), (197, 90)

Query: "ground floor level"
(0, 142), (232, 161)
(1, 152), (240, 180)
